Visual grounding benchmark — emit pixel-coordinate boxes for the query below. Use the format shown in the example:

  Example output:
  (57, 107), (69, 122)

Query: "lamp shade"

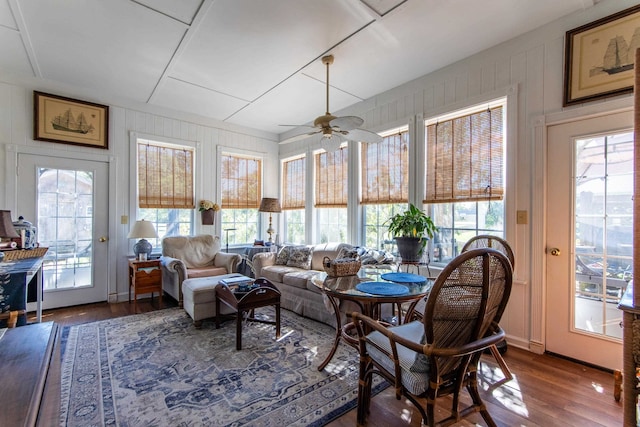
(127, 220), (158, 259)
(258, 198), (281, 213)
(0, 210), (19, 238)
(127, 220), (158, 239)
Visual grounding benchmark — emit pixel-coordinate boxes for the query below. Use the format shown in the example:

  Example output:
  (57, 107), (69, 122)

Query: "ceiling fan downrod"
(322, 55), (334, 115)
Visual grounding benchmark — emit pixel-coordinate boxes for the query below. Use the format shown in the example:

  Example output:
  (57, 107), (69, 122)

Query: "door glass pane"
(38, 168), (94, 290)
(574, 132), (632, 339)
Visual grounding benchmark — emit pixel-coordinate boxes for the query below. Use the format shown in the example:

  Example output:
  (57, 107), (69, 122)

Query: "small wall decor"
(199, 200), (220, 225)
(564, 4), (640, 106)
(34, 91), (109, 149)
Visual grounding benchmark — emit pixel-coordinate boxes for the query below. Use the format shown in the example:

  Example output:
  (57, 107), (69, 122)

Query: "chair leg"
(425, 394), (436, 427)
(489, 343), (513, 382)
(466, 372), (497, 427)
(356, 363), (373, 426)
(614, 369), (622, 402)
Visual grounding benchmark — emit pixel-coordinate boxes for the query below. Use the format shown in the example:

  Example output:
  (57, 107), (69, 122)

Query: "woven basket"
(323, 256), (361, 277)
(3, 247), (48, 261)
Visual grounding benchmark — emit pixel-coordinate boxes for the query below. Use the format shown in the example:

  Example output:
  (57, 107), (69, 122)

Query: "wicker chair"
(461, 235), (515, 269)
(461, 234), (514, 383)
(352, 248), (513, 427)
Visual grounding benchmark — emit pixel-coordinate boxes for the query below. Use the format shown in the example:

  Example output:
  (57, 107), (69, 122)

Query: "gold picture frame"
(34, 91), (109, 149)
(564, 4), (640, 106)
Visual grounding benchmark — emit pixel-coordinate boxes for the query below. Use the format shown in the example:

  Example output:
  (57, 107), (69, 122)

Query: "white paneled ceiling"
(0, 0), (604, 139)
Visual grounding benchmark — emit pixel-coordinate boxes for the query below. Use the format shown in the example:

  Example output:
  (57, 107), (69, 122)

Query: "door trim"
(5, 144), (118, 301)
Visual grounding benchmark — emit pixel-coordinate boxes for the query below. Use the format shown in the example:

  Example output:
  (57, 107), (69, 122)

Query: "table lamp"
(0, 210), (19, 262)
(258, 198), (281, 244)
(127, 219), (158, 260)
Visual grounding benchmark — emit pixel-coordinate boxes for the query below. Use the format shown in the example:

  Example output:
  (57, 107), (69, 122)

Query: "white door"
(18, 154), (109, 309)
(546, 111), (632, 370)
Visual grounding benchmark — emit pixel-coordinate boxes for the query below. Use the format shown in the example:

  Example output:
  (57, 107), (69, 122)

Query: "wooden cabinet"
(0, 321), (57, 427)
(128, 259), (162, 311)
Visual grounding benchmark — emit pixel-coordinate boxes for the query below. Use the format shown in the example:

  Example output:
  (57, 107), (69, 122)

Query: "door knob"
(99, 236), (108, 242)
(549, 247), (560, 256)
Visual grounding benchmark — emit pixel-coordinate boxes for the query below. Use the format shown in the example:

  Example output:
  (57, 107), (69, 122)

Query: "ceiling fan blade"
(330, 116), (364, 131)
(279, 128), (322, 144)
(343, 128), (383, 144)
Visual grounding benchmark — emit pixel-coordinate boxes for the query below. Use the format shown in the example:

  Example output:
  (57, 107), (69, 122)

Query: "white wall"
(280, 0), (639, 351)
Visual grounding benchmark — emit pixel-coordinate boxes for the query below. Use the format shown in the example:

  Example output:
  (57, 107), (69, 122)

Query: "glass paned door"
(18, 154), (109, 309)
(574, 132), (633, 338)
(38, 168), (94, 290)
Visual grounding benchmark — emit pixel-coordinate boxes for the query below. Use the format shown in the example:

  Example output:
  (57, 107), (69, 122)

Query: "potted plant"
(386, 204), (438, 263)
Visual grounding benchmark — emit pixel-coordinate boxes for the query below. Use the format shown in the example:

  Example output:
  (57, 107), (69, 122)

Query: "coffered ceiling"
(0, 0), (603, 139)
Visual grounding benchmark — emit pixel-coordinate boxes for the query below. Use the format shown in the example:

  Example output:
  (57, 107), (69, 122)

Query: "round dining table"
(310, 271), (432, 371)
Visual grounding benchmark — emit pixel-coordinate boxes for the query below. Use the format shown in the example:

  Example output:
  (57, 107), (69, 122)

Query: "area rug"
(59, 307), (387, 426)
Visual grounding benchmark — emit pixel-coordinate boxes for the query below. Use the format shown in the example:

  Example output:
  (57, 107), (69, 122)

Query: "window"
(135, 138), (195, 250)
(315, 147), (348, 243)
(361, 128), (409, 250)
(282, 155), (305, 244)
(220, 153), (262, 245)
(424, 100), (506, 263)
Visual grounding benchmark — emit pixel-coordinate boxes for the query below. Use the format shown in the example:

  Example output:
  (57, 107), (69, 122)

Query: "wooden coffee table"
(215, 278), (281, 350)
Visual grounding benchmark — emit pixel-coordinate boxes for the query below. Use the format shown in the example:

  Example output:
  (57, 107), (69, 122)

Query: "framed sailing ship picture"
(34, 91), (109, 149)
(564, 4), (640, 106)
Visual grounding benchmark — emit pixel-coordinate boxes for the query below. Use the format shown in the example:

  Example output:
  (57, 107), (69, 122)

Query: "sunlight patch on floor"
(400, 407), (413, 423)
(479, 362), (529, 417)
(324, 359), (350, 374)
(592, 382), (604, 393)
(276, 330), (294, 342)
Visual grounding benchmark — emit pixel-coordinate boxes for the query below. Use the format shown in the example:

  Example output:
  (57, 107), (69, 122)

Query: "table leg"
(275, 303), (281, 339)
(215, 299), (221, 329)
(236, 309), (243, 350)
(318, 294), (342, 371)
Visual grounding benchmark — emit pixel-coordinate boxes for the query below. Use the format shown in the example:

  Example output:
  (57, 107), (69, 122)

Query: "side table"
(215, 278), (281, 350)
(128, 259), (163, 312)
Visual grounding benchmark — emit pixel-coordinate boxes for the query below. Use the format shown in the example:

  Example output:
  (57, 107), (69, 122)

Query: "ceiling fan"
(279, 54), (383, 151)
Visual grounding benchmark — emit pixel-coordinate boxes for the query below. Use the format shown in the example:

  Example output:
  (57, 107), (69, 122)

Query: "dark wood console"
(0, 321), (57, 426)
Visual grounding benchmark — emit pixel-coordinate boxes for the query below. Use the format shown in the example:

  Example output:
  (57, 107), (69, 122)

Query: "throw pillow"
(410, 334), (430, 373)
(337, 247), (359, 259)
(287, 246), (313, 269)
(275, 246), (291, 265)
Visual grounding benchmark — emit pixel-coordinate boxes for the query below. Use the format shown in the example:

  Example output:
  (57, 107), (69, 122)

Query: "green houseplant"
(386, 204), (438, 263)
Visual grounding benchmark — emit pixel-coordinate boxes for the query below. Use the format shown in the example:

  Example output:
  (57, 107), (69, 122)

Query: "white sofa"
(252, 242), (355, 326)
(160, 235), (242, 304)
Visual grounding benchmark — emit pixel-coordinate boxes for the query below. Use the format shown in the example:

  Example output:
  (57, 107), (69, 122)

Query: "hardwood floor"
(32, 301), (623, 426)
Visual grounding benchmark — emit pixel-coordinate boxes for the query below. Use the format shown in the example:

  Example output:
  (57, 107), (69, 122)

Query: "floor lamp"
(224, 228), (236, 253)
(258, 198), (281, 244)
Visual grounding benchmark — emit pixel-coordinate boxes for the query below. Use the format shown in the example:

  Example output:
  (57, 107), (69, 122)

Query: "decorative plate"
(380, 272), (426, 284)
(356, 281), (409, 296)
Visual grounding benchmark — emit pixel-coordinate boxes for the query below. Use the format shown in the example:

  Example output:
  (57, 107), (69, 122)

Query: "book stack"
(219, 275), (253, 291)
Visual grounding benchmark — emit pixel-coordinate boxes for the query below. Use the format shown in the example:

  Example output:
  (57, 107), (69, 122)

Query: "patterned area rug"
(59, 307), (386, 426)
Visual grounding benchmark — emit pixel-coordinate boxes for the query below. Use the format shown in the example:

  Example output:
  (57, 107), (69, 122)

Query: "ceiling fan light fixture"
(323, 134), (343, 152)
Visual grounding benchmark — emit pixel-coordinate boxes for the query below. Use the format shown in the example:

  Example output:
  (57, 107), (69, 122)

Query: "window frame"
(360, 126), (410, 250)
(422, 95), (512, 267)
(217, 146), (265, 247)
(129, 132), (198, 253)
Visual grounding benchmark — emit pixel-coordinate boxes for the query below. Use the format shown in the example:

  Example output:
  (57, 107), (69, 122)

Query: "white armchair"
(160, 235), (241, 305)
